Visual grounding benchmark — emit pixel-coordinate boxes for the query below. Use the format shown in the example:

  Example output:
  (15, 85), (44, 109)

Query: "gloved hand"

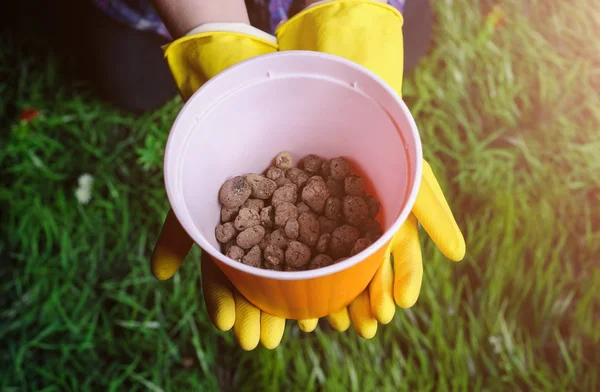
(154, 24), (318, 350)
(275, 0), (466, 338)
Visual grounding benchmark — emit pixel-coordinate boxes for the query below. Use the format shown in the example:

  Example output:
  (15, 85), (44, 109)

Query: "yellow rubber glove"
(276, 0), (466, 338)
(154, 27), (318, 350)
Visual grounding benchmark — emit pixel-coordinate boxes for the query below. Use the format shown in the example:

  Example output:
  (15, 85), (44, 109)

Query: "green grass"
(2, 0), (599, 390)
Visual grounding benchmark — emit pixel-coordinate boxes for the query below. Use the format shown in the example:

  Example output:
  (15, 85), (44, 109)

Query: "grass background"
(1, 0), (599, 390)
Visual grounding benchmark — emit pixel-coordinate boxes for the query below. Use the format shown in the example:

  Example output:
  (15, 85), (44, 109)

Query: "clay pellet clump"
(242, 245), (262, 267)
(221, 206), (239, 223)
(344, 176), (365, 197)
(303, 154), (323, 173)
(366, 196), (380, 218)
(284, 219), (299, 239)
(274, 202), (299, 228)
(350, 238), (372, 256)
(243, 198), (265, 212)
(246, 173), (277, 200)
(215, 151), (384, 271)
(302, 176), (330, 213)
(268, 229), (289, 249)
(275, 151), (293, 170)
(326, 177), (345, 199)
(324, 197), (343, 221)
(266, 166), (284, 181)
(271, 183), (298, 206)
(275, 177), (293, 187)
(215, 222), (237, 243)
(330, 157), (351, 180)
(343, 196), (369, 226)
(309, 254), (334, 270)
(286, 168), (310, 188)
(260, 206), (274, 229)
(330, 225), (361, 259)
(316, 233), (331, 254)
(234, 208), (260, 231)
(227, 245), (245, 261)
(285, 241), (311, 269)
(318, 216), (338, 235)
(296, 202), (312, 214)
(321, 160), (332, 178)
(236, 226), (266, 250)
(297, 212), (320, 247)
(219, 176), (252, 208)
(264, 245), (284, 267)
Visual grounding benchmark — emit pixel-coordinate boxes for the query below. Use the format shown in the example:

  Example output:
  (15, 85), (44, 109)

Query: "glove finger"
(201, 253), (236, 331)
(392, 214), (423, 308)
(412, 160), (465, 262)
(369, 255), (395, 324)
(151, 209), (193, 280)
(233, 290), (261, 351)
(348, 290), (378, 339)
(327, 307), (351, 332)
(298, 319), (318, 332)
(260, 313), (286, 350)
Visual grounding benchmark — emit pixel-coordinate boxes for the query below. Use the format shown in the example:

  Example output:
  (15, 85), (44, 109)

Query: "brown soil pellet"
(268, 229), (289, 249)
(330, 157), (351, 180)
(285, 241), (311, 268)
(242, 245), (262, 267)
(326, 177), (345, 199)
(219, 176), (252, 208)
(264, 263), (283, 271)
(309, 254), (334, 270)
(275, 177), (293, 187)
(223, 240), (236, 254)
(324, 197), (343, 221)
(330, 225), (361, 258)
(271, 183), (298, 206)
(243, 198), (265, 212)
(318, 216), (338, 234)
(296, 202), (311, 214)
(215, 222), (237, 243)
(366, 196), (380, 218)
(226, 245), (245, 261)
(234, 207), (261, 231)
(350, 238), (372, 256)
(236, 225), (266, 250)
(284, 218), (299, 239)
(301, 176), (330, 213)
(246, 173), (277, 200)
(266, 166), (284, 181)
(316, 233), (331, 254)
(221, 206), (239, 223)
(361, 218), (383, 237)
(344, 176), (365, 197)
(286, 168), (309, 188)
(343, 196), (369, 226)
(260, 206), (274, 229)
(275, 151), (293, 170)
(258, 235), (270, 250)
(297, 212), (320, 247)
(264, 245), (284, 267)
(321, 160), (332, 178)
(274, 202), (299, 228)
(303, 154), (323, 173)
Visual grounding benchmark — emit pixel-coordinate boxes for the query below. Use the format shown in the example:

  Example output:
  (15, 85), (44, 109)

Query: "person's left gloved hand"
(154, 25), (320, 350)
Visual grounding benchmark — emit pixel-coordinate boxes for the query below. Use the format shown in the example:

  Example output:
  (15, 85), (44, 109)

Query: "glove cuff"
(275, 0), (405, 96)
(163, 27), (278, 101)
(185, 23), (277, 44)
